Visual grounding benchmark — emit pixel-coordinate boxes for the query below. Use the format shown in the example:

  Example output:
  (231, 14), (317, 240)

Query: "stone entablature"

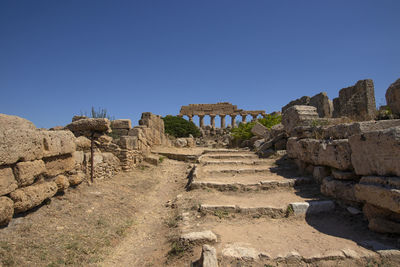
(179, 102), (265, 128)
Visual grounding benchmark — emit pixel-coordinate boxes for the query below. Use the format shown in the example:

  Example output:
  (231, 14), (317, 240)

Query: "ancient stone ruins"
(2, 77), (400, 266)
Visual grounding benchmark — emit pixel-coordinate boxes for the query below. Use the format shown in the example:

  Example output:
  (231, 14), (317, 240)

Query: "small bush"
(231, 113), (281, 141)
(162, 115), (201, 138)
(80, 106), (115, 120)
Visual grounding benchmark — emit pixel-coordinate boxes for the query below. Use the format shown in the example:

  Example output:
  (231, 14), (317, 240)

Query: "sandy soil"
(0, 159), (189, 267)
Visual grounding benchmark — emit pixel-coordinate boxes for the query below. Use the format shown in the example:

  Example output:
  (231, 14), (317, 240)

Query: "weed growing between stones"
(213, 209), (230, 219)
(159, 156), (166, 163)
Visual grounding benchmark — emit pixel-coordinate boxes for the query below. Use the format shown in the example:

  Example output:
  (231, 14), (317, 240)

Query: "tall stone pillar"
(241, 114), (247, 123)
(251, 114), (258, 122)
(199, 115), (205, 128)
(188, 115), (193, 123)
(210, 115), (216, 128)
(231, 114), (237, 128)
(220, 114), (226, 128)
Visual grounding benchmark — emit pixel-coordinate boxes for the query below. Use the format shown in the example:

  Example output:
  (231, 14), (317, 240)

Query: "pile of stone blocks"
(286, 118), (400, 233)
(281, 79), (377, 122)
(253, 123), (287, 158)
(282, 92), (333, 118)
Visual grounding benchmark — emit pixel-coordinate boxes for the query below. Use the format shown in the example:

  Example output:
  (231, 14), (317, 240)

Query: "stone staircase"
(178, 149), (400, 266)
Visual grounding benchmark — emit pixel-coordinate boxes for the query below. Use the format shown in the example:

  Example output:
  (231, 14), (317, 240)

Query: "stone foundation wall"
(0, 114), (85, 226)
(0, 112), (170, 226)
(286, 119), (400, 233)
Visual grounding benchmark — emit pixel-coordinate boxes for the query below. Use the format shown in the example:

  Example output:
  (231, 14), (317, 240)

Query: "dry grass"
(0, 170), (155, 267)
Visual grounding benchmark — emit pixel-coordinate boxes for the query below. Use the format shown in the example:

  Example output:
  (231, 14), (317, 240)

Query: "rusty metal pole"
(90, 132), (94, 184)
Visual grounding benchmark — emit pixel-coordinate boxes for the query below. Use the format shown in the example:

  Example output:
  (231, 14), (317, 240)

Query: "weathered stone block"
(118, 136), (138, 150)
(0, 113), (36, 130)
(282, 96), (310, 113)
(313, 166), (330, 183)
(321, 177), (357, 202)
(332, 79), (376, 121)
(349, 126), (400, 176)
(66, 118), (111, 135)
(0, 167), (18, 196)
(72, 151), (84, 166)
(331, 169), (358, 180)
(287, 138), (352, 170)
(368, 217), (400, 234)
(72, 115), (87, 122)
(200, 245), (218, 267)
(41, 130), (76, 157)
(44, 154), (76, 177)
(251, 122), (269, 138)
(180, 230), (217, 244)
(10, 181), (58, 213)
(14, 160), (46, 186)
(270, 123), (284, 138)
(175, 138), (188, 148)
(310, 92), (333, 118)
(0, 196), (14, 226)
(363, 203), (400, 222)
(323, 120), (400, 140)
(54, 175), (70, 192)
(386, 78), (400, 115)
(111, 128), (129, 136)
(355, 176), (400, 213)
(0, 129), (43, 165)
(282, 105), (319, 133)
(111, 119), (132, 129)
(68, 172), (85, 186)
(75, 136), (91, 151)
(144, 154), (159, 166)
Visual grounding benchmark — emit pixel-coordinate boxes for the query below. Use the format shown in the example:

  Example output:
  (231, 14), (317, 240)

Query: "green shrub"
(231, 121), (256, 140)
(258, 113), (282, 129)
(231, 113), (281, 141)
(162, 115), (201, 138)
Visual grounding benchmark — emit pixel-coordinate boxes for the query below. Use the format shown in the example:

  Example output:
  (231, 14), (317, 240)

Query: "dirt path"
(100, 159), (189, 266)
(0, 158), (189, 267)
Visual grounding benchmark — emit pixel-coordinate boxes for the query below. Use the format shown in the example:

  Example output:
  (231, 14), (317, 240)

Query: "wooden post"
(90, 132), (94, 184)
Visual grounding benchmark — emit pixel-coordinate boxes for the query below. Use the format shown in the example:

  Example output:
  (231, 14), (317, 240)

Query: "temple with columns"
(178, 102), (265, 128)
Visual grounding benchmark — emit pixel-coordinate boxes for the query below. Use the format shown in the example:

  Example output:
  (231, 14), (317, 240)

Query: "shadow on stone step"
(304, 209), (399, 252)
(269, 156), (303, 179)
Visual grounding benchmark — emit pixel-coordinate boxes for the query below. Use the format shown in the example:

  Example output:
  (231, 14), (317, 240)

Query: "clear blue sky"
(1, 0), (399, 128)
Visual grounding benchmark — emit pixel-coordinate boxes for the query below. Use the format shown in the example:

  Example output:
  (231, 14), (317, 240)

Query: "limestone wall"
(0, 111), (170, 226)
(286, 119), (400, 233)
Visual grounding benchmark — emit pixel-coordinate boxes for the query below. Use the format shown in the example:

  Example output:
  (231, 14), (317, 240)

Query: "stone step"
(193, 189), (330, 218)
(198, 159), (268, 166)
(202, 149), (251, 154)
(183, 211), (399, 266)
(201, 153), (259, 160)
(198, 166), (271, 176)
(190, 176), (314, 191)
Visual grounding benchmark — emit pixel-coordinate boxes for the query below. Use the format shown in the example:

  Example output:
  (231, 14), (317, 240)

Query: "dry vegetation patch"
(0, 160), (187, 267)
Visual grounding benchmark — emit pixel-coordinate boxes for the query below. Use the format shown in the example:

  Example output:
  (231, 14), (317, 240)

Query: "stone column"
(220, 114), (226, 128)
(188, 115), (193, 123)
(251, 114), (258, 122)
(199, 115), (205, 128)
(210, 115), (216, 128)
(231, 114), (237, 128)
(241, 114), (247, 123)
